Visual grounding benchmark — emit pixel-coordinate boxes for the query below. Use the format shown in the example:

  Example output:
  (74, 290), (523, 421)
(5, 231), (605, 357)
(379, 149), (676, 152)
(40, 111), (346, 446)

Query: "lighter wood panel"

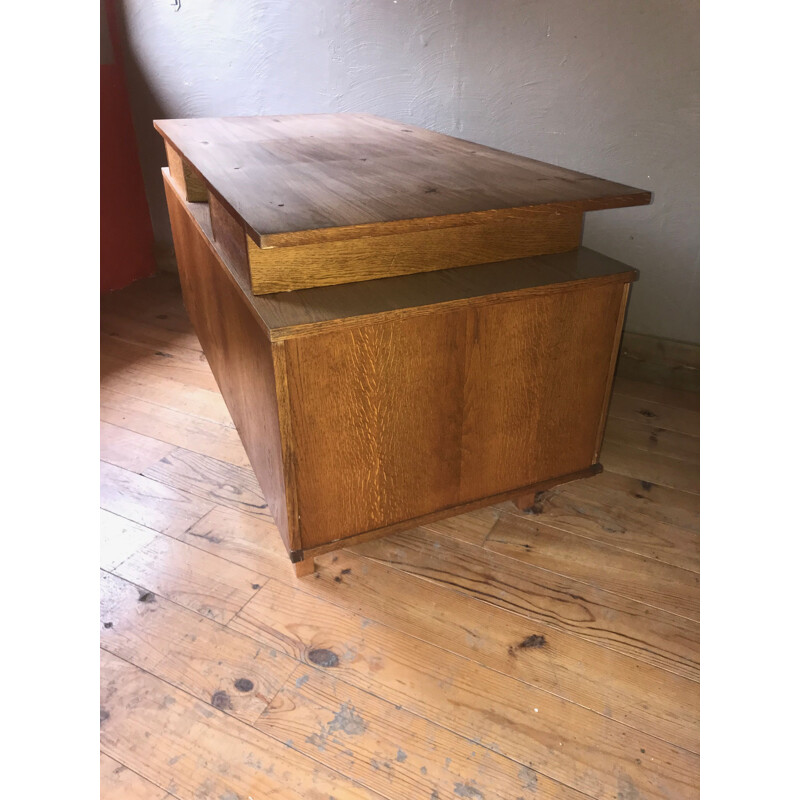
(604, 417), (701, 463)
(286, 311), (466, 547)
(246, 211), (582, 294)
(99, 510), (158, 572)
(608, 392), (700, 436)
(100, 332), (219, 393)
(600, 440), (700, 495)
(459, 283), (625, 500)
(165, 140), (207, 202)
(100, 360), (234, 427)
(100, 310), (204, 353)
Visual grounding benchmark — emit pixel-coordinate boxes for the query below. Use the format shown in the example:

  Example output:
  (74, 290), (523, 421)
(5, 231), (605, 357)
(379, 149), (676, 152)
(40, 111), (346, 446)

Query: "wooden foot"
(293, 558), (316, 578)
(513, 464), (603, 512)
(513, 490), (546, 514)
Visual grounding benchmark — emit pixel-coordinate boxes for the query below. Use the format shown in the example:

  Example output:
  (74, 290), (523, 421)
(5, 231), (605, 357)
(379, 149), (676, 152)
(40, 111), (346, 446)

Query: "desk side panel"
(163, 174), (297, 553)
(286, 282), (628, 549)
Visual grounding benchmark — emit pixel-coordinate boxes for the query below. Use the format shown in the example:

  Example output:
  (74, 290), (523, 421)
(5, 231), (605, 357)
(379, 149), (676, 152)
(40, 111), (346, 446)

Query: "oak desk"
(156, 114), (649, 576)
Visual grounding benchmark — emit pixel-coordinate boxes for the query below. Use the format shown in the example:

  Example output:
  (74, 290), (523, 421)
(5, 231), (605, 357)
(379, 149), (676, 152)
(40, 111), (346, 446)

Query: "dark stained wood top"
(155, 114), (652, 248)
(172, 171), (638, 342)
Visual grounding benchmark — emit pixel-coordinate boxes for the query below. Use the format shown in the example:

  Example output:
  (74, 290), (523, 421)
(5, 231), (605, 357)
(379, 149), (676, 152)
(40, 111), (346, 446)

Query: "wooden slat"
(100, 359), (234, 427)
(260, 663), (589, 800)
(101, 650), (380, 800)
(603, 417), (700, 463)
(100, 332), (219, 394)
(142, 447), (270, 523)
(354, 528), (699, 680)
(111, 529), (263, 625)
(612, 376), (700, 412)
(563, 470), (700, 528)
(607, 392), (700, 437)
(100, 461), (214, 537)
(101, 571), (295, 724)
(231, 580), (699, 800)
(100, 422), (174, 473)
(100, 753), (171, 800)
(495, 479), (699, 572)
(147, 500), (697, 751)
(484, 514), (699, 620)
(600, 441), (700, 495)
(244, 210), (584, 294)
(181, 505), (291, 578)
(100, 509), (158, 572)
(100, 310), (204, 354)
(310, 549), (698, 751)
(100, 389), (249, 467)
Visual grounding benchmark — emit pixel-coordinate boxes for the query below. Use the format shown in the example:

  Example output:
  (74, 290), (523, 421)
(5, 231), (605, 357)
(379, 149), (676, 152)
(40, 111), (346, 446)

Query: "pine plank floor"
(100, 273), (700, 800)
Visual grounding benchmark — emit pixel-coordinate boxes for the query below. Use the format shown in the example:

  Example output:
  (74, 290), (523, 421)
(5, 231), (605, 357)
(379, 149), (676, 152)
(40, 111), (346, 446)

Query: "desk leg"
(294, 558), (316, 578)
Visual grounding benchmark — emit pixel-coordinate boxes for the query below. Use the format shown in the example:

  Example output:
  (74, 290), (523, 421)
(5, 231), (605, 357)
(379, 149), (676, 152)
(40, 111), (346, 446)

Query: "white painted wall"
(118, 0), (699, 343)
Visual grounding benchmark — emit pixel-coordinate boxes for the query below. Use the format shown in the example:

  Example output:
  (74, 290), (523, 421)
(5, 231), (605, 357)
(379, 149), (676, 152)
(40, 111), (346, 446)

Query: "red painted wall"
(100, 0), (154, 293)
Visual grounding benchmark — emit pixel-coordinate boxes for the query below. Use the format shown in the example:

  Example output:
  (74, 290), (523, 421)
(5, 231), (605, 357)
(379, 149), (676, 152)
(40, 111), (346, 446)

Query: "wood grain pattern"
(100, 388), (248, 467)
(111, 529), (263, 624)
(291, 549), (699, 752)
(165, 140), (207, 202)
(354, 528), (699, 680)
(99, 753), (170, 800)
(142, 447), (270, 523)
(100, 422), (174, 473)
(100, 460), (213, 538)
(259, 663), (590, 800)
(231, 579), (699, 800)
(172, 180), (636, 341)
(101, 571), (295, 725)
(498, 478), (699, 571)
(485, 513), (700, 620)
(244, 209), (583, 294)
(284, 284), (625, 548)
(155, 113), (651, 246)
(165, 171), (298, 552)
(101, 650), (379, 800)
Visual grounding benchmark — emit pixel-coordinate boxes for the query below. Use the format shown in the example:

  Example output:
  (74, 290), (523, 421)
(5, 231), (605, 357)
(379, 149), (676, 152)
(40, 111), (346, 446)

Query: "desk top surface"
(155, 113), (651, 247)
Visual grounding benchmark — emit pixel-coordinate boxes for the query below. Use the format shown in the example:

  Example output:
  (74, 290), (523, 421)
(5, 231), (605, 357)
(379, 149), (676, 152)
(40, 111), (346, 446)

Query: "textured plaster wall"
(117, 0), (699, 343)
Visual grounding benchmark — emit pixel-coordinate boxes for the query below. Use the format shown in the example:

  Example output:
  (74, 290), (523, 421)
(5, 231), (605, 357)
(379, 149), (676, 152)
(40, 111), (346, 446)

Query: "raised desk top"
(166, 169), (638, 342)
(155, 113), (651, 248)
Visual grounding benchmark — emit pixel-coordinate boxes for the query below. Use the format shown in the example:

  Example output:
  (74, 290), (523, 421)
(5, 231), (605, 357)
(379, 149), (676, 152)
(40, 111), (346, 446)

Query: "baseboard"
(617, 331), (699, 392)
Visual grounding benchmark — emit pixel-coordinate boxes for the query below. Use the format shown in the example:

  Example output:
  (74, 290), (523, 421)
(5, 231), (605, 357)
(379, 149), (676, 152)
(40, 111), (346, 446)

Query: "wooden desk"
(156, 114), (649, 576)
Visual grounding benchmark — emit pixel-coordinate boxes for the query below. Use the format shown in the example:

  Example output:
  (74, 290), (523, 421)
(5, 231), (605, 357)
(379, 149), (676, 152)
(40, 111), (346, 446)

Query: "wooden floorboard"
(99, 273), (700, 799)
